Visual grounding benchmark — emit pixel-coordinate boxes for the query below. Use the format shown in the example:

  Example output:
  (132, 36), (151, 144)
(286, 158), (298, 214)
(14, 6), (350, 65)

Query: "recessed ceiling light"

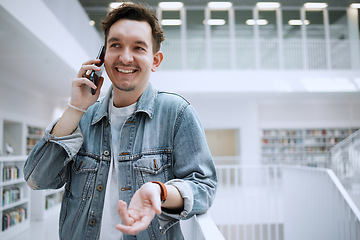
(350, 3), (360, 8)
(158, 2), (184, 10)
(89, 20), (95, 26)
(109, 2), (123, 9)
(288, 19), (310, 25)
(246, 19), (268, 26)
(207, 2), (233, 10)
(303, 2), (328, 10)
(256, 2), (281, 10)
(203, 19), (226, 25)
(161, 19), (182, 26)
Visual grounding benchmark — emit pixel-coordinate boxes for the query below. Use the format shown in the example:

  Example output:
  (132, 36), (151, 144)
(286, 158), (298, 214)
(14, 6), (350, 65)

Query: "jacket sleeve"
(159, 104), (217, 230)
(23, 119), (84, 190)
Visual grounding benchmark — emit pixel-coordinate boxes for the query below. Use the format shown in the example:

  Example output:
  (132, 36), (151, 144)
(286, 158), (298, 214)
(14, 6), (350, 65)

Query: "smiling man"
(24, 2), (217, 240)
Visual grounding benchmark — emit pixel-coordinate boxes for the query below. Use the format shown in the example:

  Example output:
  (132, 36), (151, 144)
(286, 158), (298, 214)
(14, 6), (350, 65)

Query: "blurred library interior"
(1, 0), (360, 239)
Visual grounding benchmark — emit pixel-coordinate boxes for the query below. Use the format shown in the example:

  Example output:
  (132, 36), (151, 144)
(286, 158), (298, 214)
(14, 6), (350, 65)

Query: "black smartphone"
(89, 46), (105, 95)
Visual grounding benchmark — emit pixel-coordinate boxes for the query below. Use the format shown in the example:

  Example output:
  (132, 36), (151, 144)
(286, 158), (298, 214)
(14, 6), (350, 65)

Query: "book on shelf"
(2, 208), (26, 231)
(2, 187), (23, 206)
(2, 166), (19, 181)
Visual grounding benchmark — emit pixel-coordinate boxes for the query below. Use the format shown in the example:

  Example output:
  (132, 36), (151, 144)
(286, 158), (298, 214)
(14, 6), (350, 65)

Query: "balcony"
(189, 164), (360, 240)
(159, 39), (358, 71)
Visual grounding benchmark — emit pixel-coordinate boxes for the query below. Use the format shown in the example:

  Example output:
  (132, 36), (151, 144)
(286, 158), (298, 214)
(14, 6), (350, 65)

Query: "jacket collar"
(91, 83), (157, 125)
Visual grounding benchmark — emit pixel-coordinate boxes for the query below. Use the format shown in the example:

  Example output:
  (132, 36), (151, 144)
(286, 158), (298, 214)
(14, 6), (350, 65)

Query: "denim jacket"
(23, 83), (217, 240)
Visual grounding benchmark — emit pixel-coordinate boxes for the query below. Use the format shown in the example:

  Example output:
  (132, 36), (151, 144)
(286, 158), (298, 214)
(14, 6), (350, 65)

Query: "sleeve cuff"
(44, 119), (84, 162)
(157, 179), (194, 233)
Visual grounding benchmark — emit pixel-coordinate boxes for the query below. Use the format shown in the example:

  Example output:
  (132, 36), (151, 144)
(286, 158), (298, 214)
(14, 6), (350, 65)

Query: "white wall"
(183, 92), (360, 165)
(0, 81), (56, 128)
(258, 98), (360, 129)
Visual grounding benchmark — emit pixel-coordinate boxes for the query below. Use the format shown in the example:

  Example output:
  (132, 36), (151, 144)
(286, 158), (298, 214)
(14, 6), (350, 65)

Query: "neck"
(112, 85), (145, 108)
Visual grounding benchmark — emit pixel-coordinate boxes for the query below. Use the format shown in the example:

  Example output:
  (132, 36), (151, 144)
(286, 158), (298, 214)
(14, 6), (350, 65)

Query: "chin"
(113, 83), (136, 92)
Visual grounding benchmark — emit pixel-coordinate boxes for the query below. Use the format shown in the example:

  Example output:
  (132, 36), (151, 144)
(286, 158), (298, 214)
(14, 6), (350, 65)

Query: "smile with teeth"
(115, 67), (137, 74)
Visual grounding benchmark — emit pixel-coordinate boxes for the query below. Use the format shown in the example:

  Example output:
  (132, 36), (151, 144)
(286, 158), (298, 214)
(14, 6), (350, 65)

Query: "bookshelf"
(0, 115), (65, 237)
(31, 188), (64, 221)
(261, 127), (359, 167)
(0, 156), (30, 238)
(26, 126), (44, 155)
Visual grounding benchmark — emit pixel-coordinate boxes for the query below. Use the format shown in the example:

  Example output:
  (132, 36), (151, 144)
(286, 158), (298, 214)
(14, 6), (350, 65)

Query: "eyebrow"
(107, 37), (149, 49)
(135, 41), (149, 49)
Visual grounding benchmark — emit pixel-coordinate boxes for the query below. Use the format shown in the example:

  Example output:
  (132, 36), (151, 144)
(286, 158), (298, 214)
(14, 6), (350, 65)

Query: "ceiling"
(79, 0), (360, 35)
(0, 0), (359, 107)
(0, 5), (75, 100)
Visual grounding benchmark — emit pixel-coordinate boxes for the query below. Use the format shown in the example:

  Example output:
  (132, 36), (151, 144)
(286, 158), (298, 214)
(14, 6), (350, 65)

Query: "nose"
(119, 48), (134, 64)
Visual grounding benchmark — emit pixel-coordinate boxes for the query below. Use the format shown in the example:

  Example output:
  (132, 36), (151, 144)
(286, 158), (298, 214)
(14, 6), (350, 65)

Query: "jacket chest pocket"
(69, 155), (99, 199)
(133, 154), (171, 185)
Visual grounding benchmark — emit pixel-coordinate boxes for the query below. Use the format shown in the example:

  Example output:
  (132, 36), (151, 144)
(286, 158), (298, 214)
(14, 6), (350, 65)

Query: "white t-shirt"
(99, 98), (137, 240)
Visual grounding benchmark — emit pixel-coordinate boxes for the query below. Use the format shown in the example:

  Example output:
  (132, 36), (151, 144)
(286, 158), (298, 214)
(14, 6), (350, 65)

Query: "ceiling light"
(256, 2), (281, 10)
(288, 19), (310, 25)
(207, 2), (233, 10)
(203, 19), (226, 25)
(109, 2), (123, 8)
(89, 20), (95, 26)
(246, 19), (268, 26)
(158, 2), (184, 10)
(350, 3), (360, 8)
(303, 2), (328, 10)
(161, 19), (182, 26)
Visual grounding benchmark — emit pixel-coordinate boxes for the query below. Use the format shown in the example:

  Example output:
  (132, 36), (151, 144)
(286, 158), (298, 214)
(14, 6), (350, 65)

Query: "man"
(24, 2), (217, 240)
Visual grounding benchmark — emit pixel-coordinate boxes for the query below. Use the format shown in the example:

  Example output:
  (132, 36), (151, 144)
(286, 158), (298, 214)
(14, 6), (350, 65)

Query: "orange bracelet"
(151, 181), (167, 203)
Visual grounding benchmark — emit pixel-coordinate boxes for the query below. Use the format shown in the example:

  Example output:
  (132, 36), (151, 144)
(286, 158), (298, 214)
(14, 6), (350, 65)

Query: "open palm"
(116, 182), (162, 235)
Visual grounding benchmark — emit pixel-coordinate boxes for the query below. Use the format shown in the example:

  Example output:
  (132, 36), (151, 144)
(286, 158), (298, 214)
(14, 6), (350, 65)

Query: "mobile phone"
(89, 46), (105, 95)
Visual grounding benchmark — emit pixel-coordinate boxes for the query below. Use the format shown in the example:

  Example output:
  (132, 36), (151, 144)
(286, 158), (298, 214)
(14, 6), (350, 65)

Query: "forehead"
(107, 19), (152, 44)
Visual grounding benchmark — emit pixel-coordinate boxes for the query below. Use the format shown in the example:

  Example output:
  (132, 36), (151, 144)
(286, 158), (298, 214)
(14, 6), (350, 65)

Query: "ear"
(151, 51), (164, 72)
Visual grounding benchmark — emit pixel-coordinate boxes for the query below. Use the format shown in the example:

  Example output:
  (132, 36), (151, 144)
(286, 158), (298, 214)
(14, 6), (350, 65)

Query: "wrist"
(151, 181), (167, 204)
(67, 102), (87, 113)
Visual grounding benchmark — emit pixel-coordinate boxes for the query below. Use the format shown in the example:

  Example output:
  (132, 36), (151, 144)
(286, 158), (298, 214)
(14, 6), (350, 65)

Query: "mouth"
(115, 67), (138, 74)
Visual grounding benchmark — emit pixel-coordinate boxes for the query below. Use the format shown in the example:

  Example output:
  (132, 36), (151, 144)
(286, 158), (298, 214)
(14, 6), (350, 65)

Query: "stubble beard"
(113, 84), (135, 92)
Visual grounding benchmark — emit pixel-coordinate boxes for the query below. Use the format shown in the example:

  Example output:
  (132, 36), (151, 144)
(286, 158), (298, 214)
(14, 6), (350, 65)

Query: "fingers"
(77, 59), (102, 78)
(117, 200), (135, 226)
(115, 214), (153, 235)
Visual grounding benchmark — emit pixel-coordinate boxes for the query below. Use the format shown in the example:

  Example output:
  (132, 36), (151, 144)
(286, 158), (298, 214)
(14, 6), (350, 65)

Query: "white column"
(323, 8), (332, 69)
(253, 7), (260, 69)
(180, 7), (187, 70)
(300, 7), (308, 69)
(205, 7), (211, 69)
(229, 7), (236, 69)
(276, 8), (284, 69)
(347, 7), (360, 69)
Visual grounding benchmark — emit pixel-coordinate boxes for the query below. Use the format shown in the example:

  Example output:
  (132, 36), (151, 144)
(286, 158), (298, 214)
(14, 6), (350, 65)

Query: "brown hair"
(102, 2), (165, 53)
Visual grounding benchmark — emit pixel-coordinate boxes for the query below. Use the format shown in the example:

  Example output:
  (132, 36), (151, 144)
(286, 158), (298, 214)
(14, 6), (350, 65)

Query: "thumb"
(150, 192), (162, 215)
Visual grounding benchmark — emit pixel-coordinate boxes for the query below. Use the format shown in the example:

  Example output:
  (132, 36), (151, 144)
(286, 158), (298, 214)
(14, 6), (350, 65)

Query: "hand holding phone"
(89, 46), (105, 95)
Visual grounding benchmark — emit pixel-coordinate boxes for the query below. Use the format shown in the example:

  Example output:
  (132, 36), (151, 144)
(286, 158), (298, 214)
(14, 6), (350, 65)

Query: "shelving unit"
(26, 126), (43, 155)
(0, 156), (30, 238)
(31, 188), (64, 221)
(0, 115), (65, 237)
(261, 127), (359, 167)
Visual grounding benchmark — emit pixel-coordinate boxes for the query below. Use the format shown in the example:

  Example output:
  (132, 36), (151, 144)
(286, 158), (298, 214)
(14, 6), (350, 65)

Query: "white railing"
(160, 39), (355, 71)
(212, 165), (283, 240)
(331, 130), (360, 188)
(181, 213), (225, 240)
(211, 165), (360, 240)
(282, 166), (360, 240)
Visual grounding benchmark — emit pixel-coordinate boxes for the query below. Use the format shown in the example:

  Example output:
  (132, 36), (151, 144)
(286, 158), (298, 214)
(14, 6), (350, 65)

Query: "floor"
(11, 206), (60, 240)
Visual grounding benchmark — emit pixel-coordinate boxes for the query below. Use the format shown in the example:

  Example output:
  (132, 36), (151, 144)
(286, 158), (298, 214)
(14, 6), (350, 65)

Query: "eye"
(135, 46), (146, 51)
(110, 43), (121, 48)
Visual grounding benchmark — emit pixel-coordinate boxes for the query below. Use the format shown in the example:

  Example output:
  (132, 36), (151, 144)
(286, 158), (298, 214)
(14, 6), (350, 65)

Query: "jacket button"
(89, 219), (96, 226)
(103, 150), (110, 156)
(97, 185), (104, 191)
